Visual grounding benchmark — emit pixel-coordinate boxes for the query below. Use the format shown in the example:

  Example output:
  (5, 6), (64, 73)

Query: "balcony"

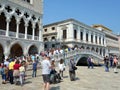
(0, 29), (39, 40)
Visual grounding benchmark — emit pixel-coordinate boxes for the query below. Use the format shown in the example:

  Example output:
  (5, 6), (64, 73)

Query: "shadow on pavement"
(50, 86), (60, 90)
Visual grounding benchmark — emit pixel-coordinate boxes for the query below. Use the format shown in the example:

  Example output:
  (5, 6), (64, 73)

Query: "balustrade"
(0, 29), (5, 35)
(0, 29), (39, 40)
(51, 49), (103, 62)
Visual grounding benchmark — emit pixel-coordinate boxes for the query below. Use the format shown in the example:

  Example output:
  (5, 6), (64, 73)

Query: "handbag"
(70, 59), (77, 70)
(73, 66), (77, 70)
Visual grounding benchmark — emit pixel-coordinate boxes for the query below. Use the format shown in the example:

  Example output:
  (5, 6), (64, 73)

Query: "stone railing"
(0, 29), (6, 36)
(50, 49), (104, 62)
(0, 29), (39, 40)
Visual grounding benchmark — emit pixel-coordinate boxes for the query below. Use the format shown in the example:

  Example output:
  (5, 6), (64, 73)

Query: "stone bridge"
(50, 49), (104, 66)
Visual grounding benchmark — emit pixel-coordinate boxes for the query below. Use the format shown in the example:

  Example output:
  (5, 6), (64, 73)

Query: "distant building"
(92, 24), (120, 56)
(0, 0), (43, 60)
(43, 19), (120, 58)
(43, 19), (107, 57)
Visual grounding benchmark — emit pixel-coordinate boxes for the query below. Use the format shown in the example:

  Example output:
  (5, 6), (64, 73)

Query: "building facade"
(0, 0), (44, 60)
(92, 25), (120, 56)
(43, 19), (107, 58)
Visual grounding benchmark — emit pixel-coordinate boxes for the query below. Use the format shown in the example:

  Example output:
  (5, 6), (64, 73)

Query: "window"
(74, 30), (77, 39)
(51, 27), (55, 30)
(86, 33), (88, 42)
(52, 44), (55, 48)
(103, 38), (104, 45)
(22, 0), (32, 4)
(99, 37), (101, 44)
(80, 32), (83, 40)
(63, 30), (67, 39)
(95, 36), (97, 43)
(91, 35), (93, 43)
(44, 29), (47, 32)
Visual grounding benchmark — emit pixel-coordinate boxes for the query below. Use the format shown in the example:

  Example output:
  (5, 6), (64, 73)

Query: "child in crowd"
(19, 62), (25, 86)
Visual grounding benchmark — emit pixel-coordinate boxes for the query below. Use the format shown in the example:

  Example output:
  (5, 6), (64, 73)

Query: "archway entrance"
(10, 44), (23, 57)
(28, 45), (38, 55)
(76, 57), (88, 66)
(0, 44), (4, 62)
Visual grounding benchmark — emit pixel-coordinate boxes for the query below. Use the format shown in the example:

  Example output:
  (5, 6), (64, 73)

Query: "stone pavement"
(0, 66), (120, 90)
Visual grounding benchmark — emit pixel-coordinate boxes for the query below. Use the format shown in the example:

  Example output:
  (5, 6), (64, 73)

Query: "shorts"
(42, 74), (50, 83)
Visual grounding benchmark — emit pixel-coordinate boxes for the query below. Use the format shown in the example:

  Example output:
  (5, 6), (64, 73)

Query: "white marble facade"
(43, 19), (120, 57)
(0, 0), (44, 59)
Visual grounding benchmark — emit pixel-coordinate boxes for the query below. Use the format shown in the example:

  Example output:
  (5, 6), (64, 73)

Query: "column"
(83, 29), (86, 43)
(32, 23), (35, 40)
(101, 35), (103, 46)
(4, 48), (10, 59)
(25, 22), (28, 39)
(68, 23), (74, 41)
(6, 17), (10, 36)
(104, 36), (106, 46)
(88, 31), (91, 43)
(39, 19), (43, 41)
(39, 24), (42, 41)
(77, 27), (80, 41)
(97, 34), (99, 45)
(16, 19), (20, 38)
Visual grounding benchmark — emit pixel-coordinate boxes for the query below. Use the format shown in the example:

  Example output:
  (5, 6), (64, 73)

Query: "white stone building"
(0, 0), (44, 61)
(43, 19), (107, 57)
(92, 25), (120, 56)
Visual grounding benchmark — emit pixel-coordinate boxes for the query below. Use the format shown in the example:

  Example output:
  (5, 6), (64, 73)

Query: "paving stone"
(0, 66), (120, 90)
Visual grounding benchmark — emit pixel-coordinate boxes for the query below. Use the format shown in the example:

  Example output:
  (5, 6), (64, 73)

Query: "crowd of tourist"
(0, 47), (119, 90)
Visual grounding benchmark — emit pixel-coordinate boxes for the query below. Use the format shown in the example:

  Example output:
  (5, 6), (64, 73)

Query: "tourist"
(113, 56), (118, 73)
(8, 58), (15, 84)
(32, 60), (38, 77)
(104, 56), (109, 72)
(41, 55), (51, 90)
(0, 64), (8, 84)
(87, 57), (91, 68)
(109, 56), (113, 68)
(13, 60), (21, 85)
(19, 62), (25, 86)
(68, 57), (77, 81)
(4, 58), (9, 68)
(58, 59), (65, 78)
(91, 57), (94, 69)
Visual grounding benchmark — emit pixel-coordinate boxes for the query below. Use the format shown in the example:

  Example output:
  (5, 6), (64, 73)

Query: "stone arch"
(0, 12), (6, 30)
(10, 43), (23, 57)
(28, 45), (38, 55)
(44, 37), (48, 42)
(74, 45), (78, 48)
(19, 18), (25, 34)
(9, 15), (16, 32)
(81, 46), (84, 49)
(86, 47), (90, 50)
(96, 48), (99, 53)
(76, 56), (88, 66)
(0, 44), (4, 62)
(35, 23), (39, 36)
(51, 36), (56, 41)
(91, 47), (95, 51)
(28, 20), (32, 35)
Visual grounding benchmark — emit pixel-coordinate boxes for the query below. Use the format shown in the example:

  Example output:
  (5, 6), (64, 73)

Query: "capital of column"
(32, 23), (36, 29)
(25, 22), (28, 27)
(6, 18), (11, 22)
(16, 18), (21, 24)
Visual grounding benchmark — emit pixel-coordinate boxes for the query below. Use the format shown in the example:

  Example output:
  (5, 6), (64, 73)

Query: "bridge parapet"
(51, 49), (104, 63)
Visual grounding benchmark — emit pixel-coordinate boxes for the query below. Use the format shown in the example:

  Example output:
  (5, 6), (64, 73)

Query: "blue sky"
(43, 0), (120, 34)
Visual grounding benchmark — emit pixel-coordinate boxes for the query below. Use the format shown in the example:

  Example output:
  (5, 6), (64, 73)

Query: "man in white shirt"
(41, 55), (51, 90)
